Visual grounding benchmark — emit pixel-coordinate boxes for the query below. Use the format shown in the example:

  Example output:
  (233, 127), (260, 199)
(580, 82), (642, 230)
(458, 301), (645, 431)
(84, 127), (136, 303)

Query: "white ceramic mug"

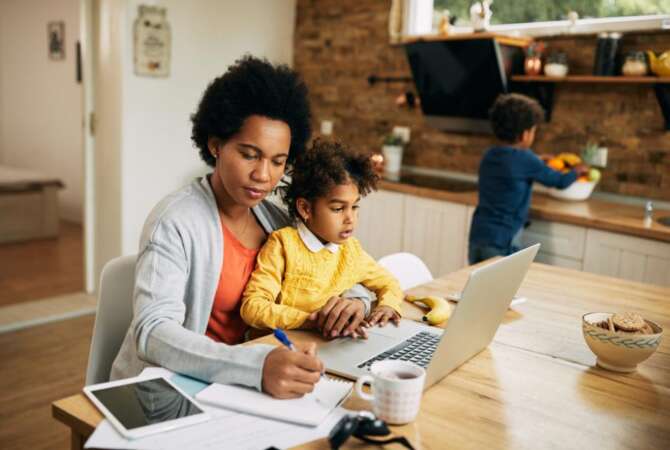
(354, 360), (426, 424)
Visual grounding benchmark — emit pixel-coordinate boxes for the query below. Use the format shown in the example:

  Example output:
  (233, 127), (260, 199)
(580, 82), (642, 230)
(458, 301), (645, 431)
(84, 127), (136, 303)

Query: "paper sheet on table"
(85, 408), (346, 450)
(85, 368), (347, 450)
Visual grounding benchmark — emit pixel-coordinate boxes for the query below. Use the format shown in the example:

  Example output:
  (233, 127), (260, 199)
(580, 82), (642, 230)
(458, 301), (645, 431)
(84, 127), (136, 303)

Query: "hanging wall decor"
(133, 5), (171, 77)
(48, 21), (65, 60)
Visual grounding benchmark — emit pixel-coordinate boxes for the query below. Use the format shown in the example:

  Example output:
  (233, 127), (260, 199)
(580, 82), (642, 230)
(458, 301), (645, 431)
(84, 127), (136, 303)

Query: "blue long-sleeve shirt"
(469, 146), (577, 249)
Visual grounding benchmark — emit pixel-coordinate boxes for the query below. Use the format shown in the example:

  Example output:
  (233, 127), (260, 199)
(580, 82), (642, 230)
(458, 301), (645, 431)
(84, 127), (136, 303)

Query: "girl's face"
(298, 181), (361, 245)
(209, 115), (291, 208)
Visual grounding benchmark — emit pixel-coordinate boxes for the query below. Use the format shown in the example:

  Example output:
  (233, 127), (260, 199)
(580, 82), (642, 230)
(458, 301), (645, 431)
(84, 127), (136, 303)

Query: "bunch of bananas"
(546, 152), (582, 172)
(405, 294), (451, 325)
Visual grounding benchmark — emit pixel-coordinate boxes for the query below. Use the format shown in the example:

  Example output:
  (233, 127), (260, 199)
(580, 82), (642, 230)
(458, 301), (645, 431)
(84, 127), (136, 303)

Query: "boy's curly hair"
(280, 139), (379, 220)
(191, 55), (311, 167)
(489, 93), (544, 143)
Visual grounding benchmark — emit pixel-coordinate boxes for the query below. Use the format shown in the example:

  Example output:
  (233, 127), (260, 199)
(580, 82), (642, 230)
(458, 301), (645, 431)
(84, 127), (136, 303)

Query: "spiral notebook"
(195, 376), (352, 427)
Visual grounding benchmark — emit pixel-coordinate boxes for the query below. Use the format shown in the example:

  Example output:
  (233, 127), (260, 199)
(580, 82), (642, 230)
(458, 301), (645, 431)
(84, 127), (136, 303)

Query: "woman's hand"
(366, 305), (401, 328)
(261, 342), (324, 399)
(307, 296), (367, 339)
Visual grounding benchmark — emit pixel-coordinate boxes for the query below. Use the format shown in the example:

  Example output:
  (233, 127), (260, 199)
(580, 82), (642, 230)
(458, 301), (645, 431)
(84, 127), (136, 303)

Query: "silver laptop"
(319, 244), (540, 390)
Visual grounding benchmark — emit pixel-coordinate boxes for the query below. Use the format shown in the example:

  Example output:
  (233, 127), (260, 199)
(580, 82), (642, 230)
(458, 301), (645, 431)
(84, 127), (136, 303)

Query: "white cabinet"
(356, 190), (406, 260)
(403, 197), (469, 277)
(521, 220), (587, 270)
(583, 229), (670, 286)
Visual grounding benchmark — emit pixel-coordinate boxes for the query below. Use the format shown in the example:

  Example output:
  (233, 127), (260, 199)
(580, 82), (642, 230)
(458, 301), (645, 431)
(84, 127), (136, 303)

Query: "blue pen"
(273, 328), (296, 351)
(273, 328), (326, 377)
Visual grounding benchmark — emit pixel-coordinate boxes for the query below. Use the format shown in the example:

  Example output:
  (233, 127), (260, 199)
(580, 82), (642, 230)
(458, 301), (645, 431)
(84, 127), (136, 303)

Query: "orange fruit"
(547, 158), (565, 171)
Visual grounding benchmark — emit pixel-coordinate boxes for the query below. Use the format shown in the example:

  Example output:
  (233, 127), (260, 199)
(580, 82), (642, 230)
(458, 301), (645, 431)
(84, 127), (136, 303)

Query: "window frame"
(405, 1), (670, 38)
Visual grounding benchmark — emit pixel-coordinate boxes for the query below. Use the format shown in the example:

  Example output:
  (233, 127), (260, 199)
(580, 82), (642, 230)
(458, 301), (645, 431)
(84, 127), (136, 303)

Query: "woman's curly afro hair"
(191, 55), (311, 167)
(489, 93), (544, 143)
(280, 139), (379, 220)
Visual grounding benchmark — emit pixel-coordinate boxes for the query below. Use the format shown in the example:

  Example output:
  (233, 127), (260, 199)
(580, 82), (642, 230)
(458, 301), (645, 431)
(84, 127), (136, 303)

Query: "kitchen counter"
(378, 177), (670, 243)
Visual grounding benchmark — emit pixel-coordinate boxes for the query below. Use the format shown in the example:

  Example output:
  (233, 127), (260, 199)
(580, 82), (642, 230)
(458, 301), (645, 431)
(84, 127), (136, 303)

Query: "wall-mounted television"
(405, 38), (524, 134)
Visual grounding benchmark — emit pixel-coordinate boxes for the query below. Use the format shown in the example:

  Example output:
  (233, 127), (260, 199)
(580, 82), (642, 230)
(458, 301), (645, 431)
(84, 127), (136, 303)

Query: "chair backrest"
(85, 254), (136, 385)
(378, 252), (433, 291)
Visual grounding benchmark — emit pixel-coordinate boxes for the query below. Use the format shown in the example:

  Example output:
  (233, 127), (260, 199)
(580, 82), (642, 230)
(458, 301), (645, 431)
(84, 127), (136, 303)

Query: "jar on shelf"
(524, 42), (545, 76)
(622, 51), (648, 76)
(544, 52), (569, 77)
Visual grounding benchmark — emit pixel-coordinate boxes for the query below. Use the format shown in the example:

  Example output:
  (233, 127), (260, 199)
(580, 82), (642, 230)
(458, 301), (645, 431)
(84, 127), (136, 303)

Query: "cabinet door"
(403, 197), (468, 278)
(583, 229), (670, 286)
(534, 252), (583, 270)
(356, 190), (405, 260)
(521, 220), (587, 261)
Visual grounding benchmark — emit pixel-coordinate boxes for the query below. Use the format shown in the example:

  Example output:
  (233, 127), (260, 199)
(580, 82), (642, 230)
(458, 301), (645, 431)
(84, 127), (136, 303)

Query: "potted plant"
(382, 134), (405, 175)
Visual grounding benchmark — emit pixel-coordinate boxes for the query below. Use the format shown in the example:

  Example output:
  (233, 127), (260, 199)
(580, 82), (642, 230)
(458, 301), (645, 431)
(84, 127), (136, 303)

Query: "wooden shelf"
(510, 74), (670, 129)
(399, 33), (531, 48)
(512, 75), (670, 84)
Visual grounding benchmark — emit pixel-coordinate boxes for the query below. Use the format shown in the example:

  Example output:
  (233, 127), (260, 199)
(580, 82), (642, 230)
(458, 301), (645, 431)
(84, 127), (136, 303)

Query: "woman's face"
(210, 115), (291, 208)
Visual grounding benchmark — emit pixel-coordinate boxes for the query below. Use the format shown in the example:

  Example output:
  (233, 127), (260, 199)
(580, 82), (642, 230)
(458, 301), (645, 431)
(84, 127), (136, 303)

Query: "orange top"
(206, 224), (260, 344)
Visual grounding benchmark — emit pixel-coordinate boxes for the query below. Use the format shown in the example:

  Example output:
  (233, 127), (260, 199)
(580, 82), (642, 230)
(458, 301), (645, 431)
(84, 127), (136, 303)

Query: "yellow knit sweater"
(240, 226), (403, 330)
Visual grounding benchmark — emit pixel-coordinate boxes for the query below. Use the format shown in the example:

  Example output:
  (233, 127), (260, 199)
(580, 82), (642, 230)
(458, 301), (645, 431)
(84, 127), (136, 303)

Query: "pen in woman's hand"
(273, 328), (296, 351)
(273, 329), (325, 376)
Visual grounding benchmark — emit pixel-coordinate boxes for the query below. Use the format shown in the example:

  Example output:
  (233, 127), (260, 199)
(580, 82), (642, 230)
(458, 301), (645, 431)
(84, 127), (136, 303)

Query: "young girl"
(240, 139), (403, 337)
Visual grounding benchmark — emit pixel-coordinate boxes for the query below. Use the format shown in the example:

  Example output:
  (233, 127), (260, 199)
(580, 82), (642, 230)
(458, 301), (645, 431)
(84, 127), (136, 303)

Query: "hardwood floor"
(0, 314), (93, 449)
(0, 221), (84, 307)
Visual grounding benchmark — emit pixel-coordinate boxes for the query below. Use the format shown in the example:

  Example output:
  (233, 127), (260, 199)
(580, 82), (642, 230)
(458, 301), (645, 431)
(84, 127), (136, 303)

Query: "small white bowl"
(582, 312), (663, 373)
(548, 180), (596, 201)
(544, 63), (569, 78)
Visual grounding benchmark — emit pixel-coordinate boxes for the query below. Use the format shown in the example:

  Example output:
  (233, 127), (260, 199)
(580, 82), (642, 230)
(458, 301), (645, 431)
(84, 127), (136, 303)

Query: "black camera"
(328, 411), (415, 450)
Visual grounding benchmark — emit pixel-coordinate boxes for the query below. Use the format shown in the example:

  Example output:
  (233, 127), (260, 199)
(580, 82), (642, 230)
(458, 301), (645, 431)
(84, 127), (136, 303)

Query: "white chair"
(85, 254), (136, 385)
(378, 252), (433, 291)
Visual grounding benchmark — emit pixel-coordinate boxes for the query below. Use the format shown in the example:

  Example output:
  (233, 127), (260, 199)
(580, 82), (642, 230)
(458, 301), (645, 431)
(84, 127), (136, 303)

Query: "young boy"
(240, 139), (403, 336)
(468, 93), (585, 264)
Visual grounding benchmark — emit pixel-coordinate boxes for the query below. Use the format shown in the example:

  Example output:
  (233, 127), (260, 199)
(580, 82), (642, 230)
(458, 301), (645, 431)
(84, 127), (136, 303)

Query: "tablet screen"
(88, 377), (205, 430)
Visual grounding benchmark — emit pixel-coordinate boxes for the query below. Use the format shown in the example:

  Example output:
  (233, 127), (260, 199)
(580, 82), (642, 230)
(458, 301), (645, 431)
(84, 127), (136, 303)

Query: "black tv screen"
(405, 39), (522, 133)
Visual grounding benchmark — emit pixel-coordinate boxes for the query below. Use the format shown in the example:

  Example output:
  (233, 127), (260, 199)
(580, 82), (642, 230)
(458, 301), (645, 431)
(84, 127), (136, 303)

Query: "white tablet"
(84, 375), (210, 440)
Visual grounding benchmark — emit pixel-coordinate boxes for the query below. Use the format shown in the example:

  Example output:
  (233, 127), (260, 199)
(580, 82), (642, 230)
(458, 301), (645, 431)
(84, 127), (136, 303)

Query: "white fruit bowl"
(548, 180), (597, 201)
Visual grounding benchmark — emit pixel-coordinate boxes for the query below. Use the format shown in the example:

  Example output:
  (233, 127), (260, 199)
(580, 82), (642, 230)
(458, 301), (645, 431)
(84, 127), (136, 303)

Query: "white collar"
(297, 221), (340, 254)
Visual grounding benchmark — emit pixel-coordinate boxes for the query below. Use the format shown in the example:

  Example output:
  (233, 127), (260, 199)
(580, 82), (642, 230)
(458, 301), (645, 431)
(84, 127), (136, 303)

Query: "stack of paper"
(85, 368), (350, 450)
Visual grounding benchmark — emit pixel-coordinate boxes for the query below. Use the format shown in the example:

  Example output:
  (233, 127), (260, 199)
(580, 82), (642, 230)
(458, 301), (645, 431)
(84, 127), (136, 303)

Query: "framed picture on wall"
(48, 21), (65, 60)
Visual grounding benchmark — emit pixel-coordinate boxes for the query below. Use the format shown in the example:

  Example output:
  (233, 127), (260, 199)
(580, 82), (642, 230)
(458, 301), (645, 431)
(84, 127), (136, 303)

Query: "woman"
(110, 56), (373, 398)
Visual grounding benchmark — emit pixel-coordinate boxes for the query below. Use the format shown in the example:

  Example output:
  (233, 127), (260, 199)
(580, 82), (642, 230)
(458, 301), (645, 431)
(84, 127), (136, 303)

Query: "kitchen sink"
(657, 216), (670, 227)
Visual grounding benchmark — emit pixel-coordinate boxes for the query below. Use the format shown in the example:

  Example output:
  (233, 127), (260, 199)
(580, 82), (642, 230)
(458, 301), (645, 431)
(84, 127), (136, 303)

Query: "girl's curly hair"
(279, 139), (379, 220)
(191, 55), (311, 167)
(489, 93), (544, 143)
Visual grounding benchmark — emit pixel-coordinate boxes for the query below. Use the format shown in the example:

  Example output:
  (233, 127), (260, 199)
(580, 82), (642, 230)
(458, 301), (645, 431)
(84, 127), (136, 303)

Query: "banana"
(557, 152), (581, 167)
(405, 294), (452, 325)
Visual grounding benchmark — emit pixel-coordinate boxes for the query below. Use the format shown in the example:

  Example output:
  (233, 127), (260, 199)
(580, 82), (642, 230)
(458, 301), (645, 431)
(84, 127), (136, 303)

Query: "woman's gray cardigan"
(110, 177), (371, 390)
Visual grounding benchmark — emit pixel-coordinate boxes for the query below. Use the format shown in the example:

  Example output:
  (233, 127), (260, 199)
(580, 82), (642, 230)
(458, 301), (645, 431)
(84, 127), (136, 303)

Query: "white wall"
(0, 0), (83, 222)
(120, 0), (296, 255)
(92, 0), (296, 282)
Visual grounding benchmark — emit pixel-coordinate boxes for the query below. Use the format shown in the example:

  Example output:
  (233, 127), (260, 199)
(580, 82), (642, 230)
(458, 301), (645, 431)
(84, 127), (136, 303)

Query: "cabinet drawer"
(521, 220), (586, 260)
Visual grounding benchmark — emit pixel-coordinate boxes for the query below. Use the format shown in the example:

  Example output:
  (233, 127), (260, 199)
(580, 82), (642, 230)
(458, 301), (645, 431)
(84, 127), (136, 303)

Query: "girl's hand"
(366, 306), (401, 328)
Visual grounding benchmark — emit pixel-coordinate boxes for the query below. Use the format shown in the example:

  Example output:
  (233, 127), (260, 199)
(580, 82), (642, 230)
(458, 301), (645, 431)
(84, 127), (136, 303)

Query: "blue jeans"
(468, 229), (523, 265)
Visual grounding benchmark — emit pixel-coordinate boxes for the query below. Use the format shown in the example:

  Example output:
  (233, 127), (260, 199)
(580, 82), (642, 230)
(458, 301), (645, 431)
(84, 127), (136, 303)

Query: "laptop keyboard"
(357, 331), (440, 370)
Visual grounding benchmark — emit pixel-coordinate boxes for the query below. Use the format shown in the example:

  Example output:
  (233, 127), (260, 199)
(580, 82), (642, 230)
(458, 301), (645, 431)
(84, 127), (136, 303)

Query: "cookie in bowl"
(582, 312), (663, 373)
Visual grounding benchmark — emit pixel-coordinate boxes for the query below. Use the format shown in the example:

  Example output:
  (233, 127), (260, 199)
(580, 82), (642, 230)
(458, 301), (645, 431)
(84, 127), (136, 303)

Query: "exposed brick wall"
(294, 0), (670, 200)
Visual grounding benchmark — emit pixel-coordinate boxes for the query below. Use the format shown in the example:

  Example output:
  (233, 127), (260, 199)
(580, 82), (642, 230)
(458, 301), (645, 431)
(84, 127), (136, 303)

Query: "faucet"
(644, 201), (653, 227)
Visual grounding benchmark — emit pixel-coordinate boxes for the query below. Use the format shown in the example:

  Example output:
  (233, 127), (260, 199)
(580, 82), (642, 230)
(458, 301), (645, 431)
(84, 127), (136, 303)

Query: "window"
(430, 0), (670, 36)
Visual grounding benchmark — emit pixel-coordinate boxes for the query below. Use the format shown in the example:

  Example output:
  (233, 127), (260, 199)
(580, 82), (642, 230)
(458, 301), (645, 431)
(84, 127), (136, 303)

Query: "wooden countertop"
(378, 179), (670, 243)
(52, 262), (670, 449)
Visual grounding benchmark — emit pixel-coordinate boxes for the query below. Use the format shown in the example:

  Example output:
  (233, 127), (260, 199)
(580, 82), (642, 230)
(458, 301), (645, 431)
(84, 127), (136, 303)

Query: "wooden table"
(52, 263), (670, 449)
